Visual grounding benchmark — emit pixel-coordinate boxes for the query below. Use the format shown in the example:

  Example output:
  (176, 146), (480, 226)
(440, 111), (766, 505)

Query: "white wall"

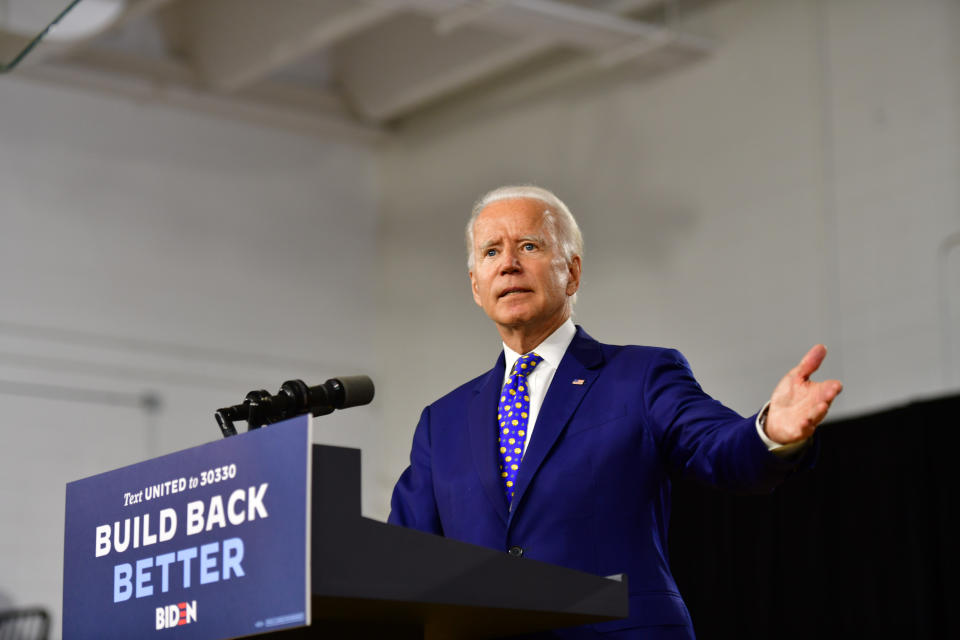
(2, 0), (960, 634)
(0, 76), (381, 635)
(373, 0), (960, 509)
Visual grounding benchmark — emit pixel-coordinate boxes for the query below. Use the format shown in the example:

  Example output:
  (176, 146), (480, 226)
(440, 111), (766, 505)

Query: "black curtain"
(669, 394), (959, 638)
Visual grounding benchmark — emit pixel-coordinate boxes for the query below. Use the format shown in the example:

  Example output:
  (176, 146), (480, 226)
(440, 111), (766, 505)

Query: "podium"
(286, 445), (628, 639)
(63, 417), (627, 639)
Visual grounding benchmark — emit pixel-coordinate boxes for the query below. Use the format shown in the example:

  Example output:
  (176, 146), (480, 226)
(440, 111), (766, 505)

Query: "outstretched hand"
(764, 344), (843, 445)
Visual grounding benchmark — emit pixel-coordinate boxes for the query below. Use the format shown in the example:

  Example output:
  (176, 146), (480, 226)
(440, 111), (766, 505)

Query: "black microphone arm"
(215, 375), (374, 438)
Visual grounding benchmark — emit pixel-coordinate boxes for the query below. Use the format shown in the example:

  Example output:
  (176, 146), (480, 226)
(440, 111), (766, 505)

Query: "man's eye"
(522, 243), (536, 251)
(485, 248), (497, 257)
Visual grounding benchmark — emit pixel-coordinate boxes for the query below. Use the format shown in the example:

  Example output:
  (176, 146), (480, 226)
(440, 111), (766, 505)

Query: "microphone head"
(330, 375), (375, 408)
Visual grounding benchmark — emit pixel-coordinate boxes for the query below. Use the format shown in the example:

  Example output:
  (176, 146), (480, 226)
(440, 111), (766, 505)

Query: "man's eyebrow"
(479, 239), (502, 252)
(518, 234), (548, 245)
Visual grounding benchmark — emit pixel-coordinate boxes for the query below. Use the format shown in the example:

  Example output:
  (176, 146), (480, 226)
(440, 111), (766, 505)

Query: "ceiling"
(4, 0), (717, 143)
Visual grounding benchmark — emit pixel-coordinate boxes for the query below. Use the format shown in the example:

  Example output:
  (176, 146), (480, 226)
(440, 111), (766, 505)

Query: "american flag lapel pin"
(572, 378), (585, 385)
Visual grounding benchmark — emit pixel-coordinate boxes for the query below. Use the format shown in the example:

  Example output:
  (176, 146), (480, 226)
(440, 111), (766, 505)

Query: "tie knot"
(512, 352), (543, 377)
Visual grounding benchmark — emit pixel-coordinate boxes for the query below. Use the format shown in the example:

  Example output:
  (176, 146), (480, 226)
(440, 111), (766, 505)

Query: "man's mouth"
(499, 287), (532, 299)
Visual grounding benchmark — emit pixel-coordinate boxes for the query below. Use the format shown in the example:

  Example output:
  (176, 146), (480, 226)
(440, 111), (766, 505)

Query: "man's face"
(469, 198), (581, 335)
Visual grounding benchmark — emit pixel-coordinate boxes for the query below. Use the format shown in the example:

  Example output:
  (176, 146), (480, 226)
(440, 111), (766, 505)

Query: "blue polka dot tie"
(498, 352), (543, 502)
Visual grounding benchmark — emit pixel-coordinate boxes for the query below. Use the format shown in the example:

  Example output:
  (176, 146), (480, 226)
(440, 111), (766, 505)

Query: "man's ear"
(566, 255), (582, 296)
(469, 270), (482, 306)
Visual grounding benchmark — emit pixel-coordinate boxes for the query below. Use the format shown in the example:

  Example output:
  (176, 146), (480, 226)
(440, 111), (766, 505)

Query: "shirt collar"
(503, 318), (576, 374)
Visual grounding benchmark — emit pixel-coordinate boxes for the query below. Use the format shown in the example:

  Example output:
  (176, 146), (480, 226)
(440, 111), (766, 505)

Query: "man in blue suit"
(389, 186), (843, 638)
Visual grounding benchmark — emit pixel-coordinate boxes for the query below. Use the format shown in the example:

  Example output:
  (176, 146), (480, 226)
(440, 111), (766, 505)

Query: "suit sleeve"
(644, 348), (808, 493)
(388, 406), (444, 534)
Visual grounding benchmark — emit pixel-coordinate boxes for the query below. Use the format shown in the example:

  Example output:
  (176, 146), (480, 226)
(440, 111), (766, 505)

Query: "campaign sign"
(63, 415), (312, 639)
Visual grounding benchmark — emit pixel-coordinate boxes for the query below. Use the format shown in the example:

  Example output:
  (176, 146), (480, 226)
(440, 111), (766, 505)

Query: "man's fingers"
(808, 382), (843, 427)
(808, 380), (842, 409)
(809, 402), (830, 428)
(824, 379), (843, 401)
(767, 347), (844, 442)
(794, 344), (827, 380)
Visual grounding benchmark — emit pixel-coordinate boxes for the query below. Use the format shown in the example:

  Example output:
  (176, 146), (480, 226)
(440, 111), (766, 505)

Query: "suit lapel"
(468, 352), (510, 524)
(509, 327), (605, 519)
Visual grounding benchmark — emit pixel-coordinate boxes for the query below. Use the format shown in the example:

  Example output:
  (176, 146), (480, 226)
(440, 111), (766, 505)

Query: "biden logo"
(155, 601), (197, 629)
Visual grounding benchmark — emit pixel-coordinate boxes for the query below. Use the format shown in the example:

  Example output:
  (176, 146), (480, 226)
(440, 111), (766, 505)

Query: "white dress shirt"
(500, 319), (802, 458)
(501, 319), (577, 454)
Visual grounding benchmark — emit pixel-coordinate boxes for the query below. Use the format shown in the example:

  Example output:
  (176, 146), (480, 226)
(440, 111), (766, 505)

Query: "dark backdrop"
(669, 394), (959, 638)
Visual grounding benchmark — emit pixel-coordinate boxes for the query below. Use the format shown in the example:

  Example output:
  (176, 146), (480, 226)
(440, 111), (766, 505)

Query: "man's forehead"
(474, 197), (553, 237)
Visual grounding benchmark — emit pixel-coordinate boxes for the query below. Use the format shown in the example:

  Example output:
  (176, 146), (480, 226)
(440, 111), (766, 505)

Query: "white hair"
(465, 185), (583, 271)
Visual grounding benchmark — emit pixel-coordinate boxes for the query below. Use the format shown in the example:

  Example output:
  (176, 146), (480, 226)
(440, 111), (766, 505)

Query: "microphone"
(215, 376), (374, 438)
(282, 376), (375, 415)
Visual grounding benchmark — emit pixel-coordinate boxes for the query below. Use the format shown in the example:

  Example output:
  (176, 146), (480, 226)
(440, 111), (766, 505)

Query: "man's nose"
(499, 247), (522, 273)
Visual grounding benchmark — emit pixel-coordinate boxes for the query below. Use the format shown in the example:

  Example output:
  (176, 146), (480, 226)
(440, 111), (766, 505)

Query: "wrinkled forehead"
(472, 197), (556, 242)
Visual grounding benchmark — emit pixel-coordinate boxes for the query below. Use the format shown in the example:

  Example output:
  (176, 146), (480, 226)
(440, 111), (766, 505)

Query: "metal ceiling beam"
(407, 0), (710, 52)
(18, 49), (384, 145)
(159, 0), (398, 92)
(333, 10), (556, 124)
(336, 0), (711, 123)
(13, 0), (714, 138)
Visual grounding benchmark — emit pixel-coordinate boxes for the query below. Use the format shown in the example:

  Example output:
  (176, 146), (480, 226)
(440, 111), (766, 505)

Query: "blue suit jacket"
(389, 327), (804, 638)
